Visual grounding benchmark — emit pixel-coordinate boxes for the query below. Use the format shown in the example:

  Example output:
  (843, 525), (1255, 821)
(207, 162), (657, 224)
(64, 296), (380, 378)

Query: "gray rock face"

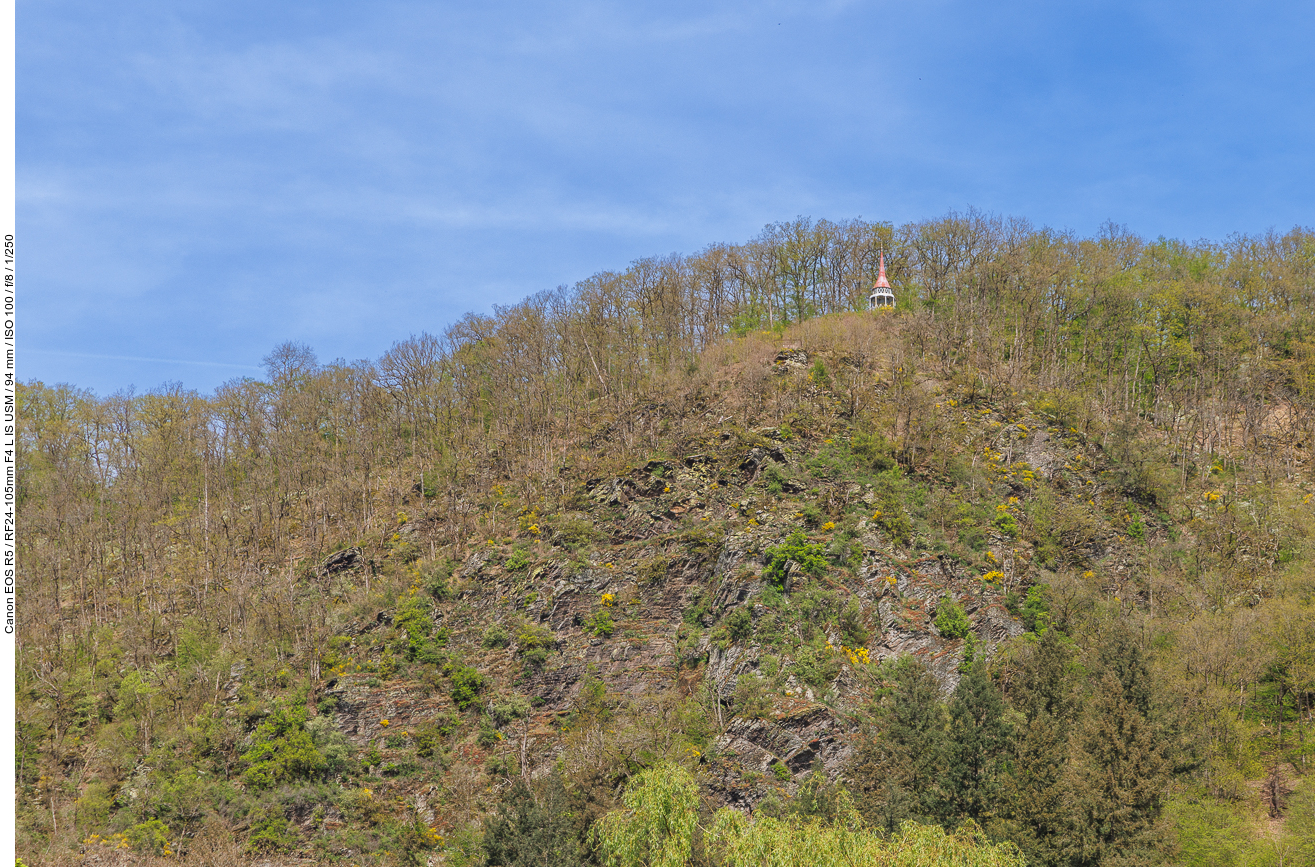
(708, 705), (853, 809)
(706, 645), (759, 704)
(716, 708), (847, 772)
(773, 349), (809, 371)
(321, 546), (362, 574)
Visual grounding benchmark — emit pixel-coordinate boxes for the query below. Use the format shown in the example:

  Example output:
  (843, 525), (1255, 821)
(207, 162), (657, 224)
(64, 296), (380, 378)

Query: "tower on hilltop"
(869, 252), (895, 310)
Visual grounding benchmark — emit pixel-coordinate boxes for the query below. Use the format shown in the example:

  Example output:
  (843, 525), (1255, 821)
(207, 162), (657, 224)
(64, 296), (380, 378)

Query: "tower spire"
(869, 251), (895, 309)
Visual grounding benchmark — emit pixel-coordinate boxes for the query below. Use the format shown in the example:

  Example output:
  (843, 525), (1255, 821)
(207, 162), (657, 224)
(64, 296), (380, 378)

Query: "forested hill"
(17, 214), (1315, 866)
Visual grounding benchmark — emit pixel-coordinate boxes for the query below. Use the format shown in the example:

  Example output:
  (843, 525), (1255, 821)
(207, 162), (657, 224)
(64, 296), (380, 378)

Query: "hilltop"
(17, 215), (1315, 866)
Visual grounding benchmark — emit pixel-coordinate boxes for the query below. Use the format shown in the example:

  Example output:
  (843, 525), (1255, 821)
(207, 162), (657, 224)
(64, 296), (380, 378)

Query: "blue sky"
(20, 0), (1315, 396)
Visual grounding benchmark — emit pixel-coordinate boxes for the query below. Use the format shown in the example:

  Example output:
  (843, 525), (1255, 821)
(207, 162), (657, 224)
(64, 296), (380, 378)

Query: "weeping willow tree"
(591, 763), (700, 867)
(593, 763), (1026, 867)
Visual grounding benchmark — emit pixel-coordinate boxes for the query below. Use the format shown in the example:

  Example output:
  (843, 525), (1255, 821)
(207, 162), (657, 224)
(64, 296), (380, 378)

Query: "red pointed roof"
(873, 252), (891, 289)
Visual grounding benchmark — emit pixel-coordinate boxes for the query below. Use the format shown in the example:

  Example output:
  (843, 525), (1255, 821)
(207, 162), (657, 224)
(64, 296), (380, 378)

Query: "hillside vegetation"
(17, 213), (1315, 866)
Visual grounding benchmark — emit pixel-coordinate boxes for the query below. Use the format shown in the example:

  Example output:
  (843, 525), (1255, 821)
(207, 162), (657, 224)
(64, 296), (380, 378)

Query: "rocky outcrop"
(321, 546), (362, 574)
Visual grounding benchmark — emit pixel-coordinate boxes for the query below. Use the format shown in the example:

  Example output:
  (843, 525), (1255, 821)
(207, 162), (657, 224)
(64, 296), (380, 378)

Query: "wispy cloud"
(19, 0), (1315, 396)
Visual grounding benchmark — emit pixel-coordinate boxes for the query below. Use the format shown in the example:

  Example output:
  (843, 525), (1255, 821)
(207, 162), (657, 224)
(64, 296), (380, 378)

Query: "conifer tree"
(940, 660), (1009, 822)
(1097, 623), (1155, 717)
(850, 655), (946, 832)
(999, 713), (1069, 867)
(997, 627), (1076, 866)
(483, 776), (585, 867)
(1012, 626), (1076, 722)
(1061, 673), (1170, 867)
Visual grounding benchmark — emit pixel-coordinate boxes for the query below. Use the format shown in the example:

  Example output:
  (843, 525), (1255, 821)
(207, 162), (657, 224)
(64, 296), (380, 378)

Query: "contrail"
(24, 348), (261, 370)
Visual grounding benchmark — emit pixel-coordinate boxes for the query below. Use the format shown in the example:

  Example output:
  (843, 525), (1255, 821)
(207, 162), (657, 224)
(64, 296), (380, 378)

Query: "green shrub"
(382, 760), (422, 778)
(246, 804), (297, 854)
(483, 624), (511, 649)
(826, 537), (863, 569)
(723, 607), (754, 643)
(550, 516), (600, 550)
(992, 511), (1020, 538)
(683, 589), (714, 626)
(125, 818), (170, 855)
(516, 623), (555, 653)
(76, 780), (115, 828)
(392, 815), (446, 866)
(447, 665), (487, 711)
(795, 640), (843, 688)
(488, 694), (531, 727)
(869, 469), (916, 544)
(792, 586), (839, 644)
(676, 623), (704, 667)
(1019, 584), (1050, 633)
(934, 601), (971, 640)
(639, 555), (672, 585)
(387, 536), (422, 564)
(875, 507), (913, 545)
(852, 431), (897, 472)
(1126, 508), (1147, 541)
(412, 714), (460, 758)
(516, 623), (555, 670)
(838, 598), (871, 647)
(809, 359), (831, 389)
(145, 766), (246, 837)
(583, 609), (615, 637)
(763, 531), (828, 589)
(477, 720), (502, 748)
(732, 675), (772, 719)
(504, 546), (533, 572)
(396, 594), (447, 665)
(420, 558), (455, 600)
(241, 706), (328, 789)
(306, 715), (353, 776)
(772, 761), (792, 782)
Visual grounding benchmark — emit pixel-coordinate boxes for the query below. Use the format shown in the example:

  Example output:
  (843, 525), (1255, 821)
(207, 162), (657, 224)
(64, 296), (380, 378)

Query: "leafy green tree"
(1166, 797), (1249, 867)
(1284, 780), (1315, 865)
